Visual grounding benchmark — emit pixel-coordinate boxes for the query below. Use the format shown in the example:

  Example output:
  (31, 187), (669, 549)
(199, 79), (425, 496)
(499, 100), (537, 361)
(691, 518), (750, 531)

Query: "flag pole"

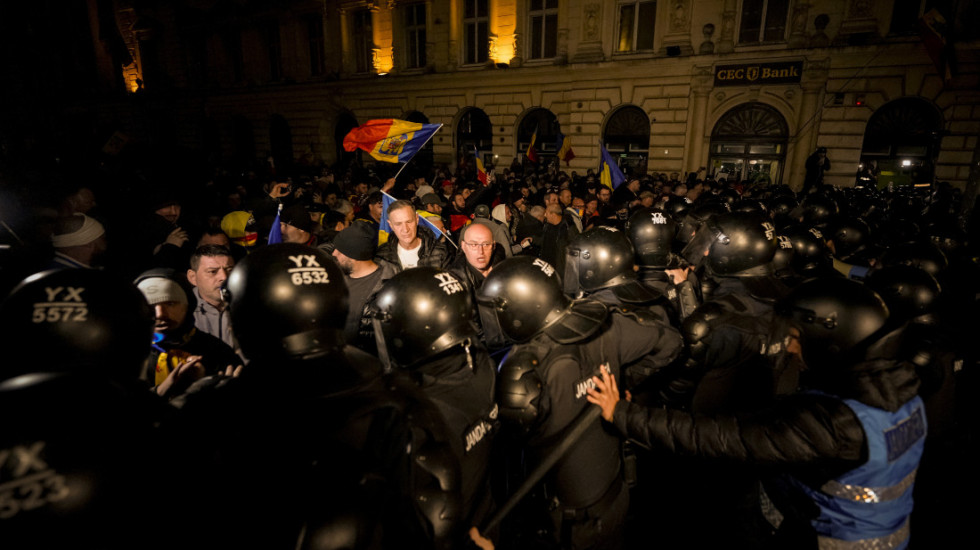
(393, 123), (443, 180)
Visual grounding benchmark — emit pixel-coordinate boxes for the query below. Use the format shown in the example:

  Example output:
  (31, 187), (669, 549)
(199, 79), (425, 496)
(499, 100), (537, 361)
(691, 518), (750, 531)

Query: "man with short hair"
(420, 193), (445, 216)
(597, 185), (612, 206)
(451, 223), (507, 351)
(48, 213), (107, 269)
(376, 200), (450, 271)
(278, 204), (317, 246)
(332, 222), (397, 349)
(135, 268), (242, 395)
(187, 245), (241, 360)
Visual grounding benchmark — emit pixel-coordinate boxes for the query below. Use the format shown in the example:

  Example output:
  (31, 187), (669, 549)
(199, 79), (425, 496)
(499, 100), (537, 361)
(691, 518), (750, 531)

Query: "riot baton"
(478, 405), (602, 534)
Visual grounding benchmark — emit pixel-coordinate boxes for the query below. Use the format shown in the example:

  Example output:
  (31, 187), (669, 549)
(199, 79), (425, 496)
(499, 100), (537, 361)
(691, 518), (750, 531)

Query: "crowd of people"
(0, 151), (975, 549)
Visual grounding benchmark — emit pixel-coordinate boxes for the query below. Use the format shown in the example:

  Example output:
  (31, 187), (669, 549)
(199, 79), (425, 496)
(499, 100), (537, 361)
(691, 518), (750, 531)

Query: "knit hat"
(280, 203), (313, 232)
(221, 211), (258, 247)
(420, 193), (445, 206)
(333, 221), (377, 261)
(51, 214), (105, 248)
(136, 277), (188, 306)
(415, 184), (435, 198)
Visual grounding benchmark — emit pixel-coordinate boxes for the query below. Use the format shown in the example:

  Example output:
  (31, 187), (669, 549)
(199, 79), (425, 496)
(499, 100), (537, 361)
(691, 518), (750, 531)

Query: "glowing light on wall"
(373, 47), (394, 75)
(490, 34), (516, 65)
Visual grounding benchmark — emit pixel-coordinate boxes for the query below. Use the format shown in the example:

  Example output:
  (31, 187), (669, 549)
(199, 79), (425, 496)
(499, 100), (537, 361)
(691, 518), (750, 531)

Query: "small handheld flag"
(474, 146), (489, 186)
(267, 203), (283, 244)
(599, 145), (626, 190)
(344, 119), (442, 164)
(556, 130), (575, 165)
(526, 127), (539, 163)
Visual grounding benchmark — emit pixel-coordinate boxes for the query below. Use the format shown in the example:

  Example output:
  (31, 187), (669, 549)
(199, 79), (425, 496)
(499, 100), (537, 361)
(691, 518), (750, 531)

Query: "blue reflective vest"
(796, 395), (926, 549)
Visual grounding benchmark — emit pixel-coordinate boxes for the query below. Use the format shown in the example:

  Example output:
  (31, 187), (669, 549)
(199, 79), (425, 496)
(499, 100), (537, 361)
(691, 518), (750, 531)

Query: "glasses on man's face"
(464, 241), (494, 250)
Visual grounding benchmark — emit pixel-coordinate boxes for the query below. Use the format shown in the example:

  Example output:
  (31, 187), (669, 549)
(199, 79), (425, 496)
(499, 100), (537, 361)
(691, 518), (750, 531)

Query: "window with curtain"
(616, 1), (657, 52)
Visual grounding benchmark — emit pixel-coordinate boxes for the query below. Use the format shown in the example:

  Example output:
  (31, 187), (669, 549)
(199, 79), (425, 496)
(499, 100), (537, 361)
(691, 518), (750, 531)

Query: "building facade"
(76, 0), (980, 191)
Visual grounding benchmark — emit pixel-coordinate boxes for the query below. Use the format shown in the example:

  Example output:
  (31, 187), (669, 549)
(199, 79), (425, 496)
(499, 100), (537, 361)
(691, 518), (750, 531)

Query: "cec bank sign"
(714, 61), (804, 87)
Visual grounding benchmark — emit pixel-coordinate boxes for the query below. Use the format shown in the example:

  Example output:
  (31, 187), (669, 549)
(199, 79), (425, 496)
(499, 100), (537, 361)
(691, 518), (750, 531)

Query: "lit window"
(529, 0), (558, 59)
(463, 0), (489, 65)
(405, 3), (427, 69)
(617, 1), (657, 52)
(738, 0), (789, 44)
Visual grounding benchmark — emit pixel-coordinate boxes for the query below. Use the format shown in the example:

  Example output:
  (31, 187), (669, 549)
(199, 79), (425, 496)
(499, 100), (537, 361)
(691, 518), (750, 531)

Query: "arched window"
(709, 102), (788, 185)
(457, 107), (493, 155)
(603, 105), (650, 176)
(517, 108), (559, 163)
(860, 97), (943, 187)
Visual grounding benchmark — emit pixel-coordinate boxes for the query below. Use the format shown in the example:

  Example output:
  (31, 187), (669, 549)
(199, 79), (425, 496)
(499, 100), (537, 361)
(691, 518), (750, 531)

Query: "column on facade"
(490, 0), (518, 66)
(572, 2), (603, 62)
(448, 0), (460, 70)
(662, 0), (694, 55)
(685, 68), (712, 174)
(338, 8), (352, 75)
(787, 2), (810, 48)
(371, 3), (394, 74)
(555, 0), (569, 64)
(716, 0), (736, 54)
(789, 80), (824, 189)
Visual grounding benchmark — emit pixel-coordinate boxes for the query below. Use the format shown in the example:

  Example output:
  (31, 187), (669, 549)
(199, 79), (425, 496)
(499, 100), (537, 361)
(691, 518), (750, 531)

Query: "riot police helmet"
(0, 268), (154, 381)
(372, 267), (477, 368)
(626, 207), (677, 269)
(565, 226), (659, 302)
(682, 212), (778, 277)
(477, 256), (607, 344)
(800, 193), (839, 228)
(828, 218), (873, 263)
(226, 243), (348, 361)
(866, 265), (941, 323)
(676, 199), (731, 245)
(879, 240), (948, 278)
(777, 278), (889, 368)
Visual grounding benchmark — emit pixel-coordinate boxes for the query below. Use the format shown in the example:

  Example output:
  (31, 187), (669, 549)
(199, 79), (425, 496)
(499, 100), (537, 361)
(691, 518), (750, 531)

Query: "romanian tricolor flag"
(343, 119), (442, 164)
(599, 144), (626, 190)
(556, 130), (575, 165)
(474, 146), (489, 186)
(526, 127), (539, 163)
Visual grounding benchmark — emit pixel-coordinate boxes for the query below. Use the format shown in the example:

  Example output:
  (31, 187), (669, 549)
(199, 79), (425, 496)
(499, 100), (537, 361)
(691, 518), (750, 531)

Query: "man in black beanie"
(278, 203), (317, 246)
(332, 221), (398, 348)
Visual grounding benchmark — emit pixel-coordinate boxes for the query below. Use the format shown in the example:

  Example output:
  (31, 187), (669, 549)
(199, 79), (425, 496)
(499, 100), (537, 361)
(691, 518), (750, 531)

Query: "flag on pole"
(599, 145), (626, 190)
(556, 130), (575, 165)
(377, 191), (397, 244)
(918, 8), (953, 83)
(343, 119), (443, 164)
(267, 204), (283, 244)
(474, 146), (489, 186)
(526, 127), (539, 163)
(418, 211), (454, 246)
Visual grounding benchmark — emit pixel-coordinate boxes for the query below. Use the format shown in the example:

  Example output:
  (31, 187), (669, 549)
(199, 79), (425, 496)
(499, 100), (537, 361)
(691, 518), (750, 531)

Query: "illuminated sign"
(714, 61), (804, 87)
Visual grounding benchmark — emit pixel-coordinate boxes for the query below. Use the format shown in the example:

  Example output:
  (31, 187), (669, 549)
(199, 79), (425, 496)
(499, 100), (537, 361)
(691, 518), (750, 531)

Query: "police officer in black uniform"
(175, 243), (462, 550)
(0, 268), (180, 549)
(479, 256), (651, 550)
(625, 207), (701, 323)
(372, 267), (498, 540)
(562, 226), (685, 395)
